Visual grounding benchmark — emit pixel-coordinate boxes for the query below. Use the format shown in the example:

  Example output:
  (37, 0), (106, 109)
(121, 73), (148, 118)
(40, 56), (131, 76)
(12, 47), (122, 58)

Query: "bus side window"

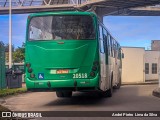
(117, 43), (119, 59)
(113, 39), (116, 58)
(110, 37), (113, 57)
(113, 40), (116, 58)
(108, 35), (111, 56)
(99, 25), (105, 53)
(103, 28), (108, 54)
(116, 43), (119, 59)
(118, 45), (121, 59)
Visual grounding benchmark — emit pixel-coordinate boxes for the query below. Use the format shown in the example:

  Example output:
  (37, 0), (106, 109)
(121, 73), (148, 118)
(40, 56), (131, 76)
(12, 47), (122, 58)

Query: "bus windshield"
(28, 15), (95, 40)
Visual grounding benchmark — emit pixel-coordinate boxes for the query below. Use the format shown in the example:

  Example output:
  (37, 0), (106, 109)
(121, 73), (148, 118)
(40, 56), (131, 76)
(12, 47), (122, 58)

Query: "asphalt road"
(1, 84), (160, 120)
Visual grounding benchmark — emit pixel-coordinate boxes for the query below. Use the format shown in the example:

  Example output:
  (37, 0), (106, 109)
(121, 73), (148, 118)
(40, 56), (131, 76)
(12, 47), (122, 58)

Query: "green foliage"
(4, 44), (14, 52)
(0, 87), (27, 112)
(5, 43), (25, 63)
(0, 87), (27, 97)
(13, 43), (25, 63)
(5, 44), (14, 63)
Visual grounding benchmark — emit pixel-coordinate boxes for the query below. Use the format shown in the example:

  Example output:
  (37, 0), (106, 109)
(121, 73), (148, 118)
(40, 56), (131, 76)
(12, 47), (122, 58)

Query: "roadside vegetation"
(0, 87), (27, 119)
(0, 88), (27, 97)
(5, 43), (25, 63)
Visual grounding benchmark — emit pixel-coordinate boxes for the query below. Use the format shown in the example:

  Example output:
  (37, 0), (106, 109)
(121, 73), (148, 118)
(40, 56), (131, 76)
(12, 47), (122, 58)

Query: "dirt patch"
(0, 105), (11, 112)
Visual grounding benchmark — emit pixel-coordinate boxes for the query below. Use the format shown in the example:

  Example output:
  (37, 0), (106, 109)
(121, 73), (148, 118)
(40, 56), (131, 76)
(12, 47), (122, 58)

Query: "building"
(122, 47), (160, 84)
(144, 50), (160, 81)
(122, 47), (145, 83)
(151, 40), (160, 51)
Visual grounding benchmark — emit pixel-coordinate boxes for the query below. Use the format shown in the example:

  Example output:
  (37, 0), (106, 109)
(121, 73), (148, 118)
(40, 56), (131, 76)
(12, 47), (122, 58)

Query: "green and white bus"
(25, 11), (123, 97)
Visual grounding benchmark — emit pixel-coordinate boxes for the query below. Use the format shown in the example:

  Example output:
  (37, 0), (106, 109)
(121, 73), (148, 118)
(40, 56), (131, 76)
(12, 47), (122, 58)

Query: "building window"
(145, 63), (149, 74)
(152, 63), (157, 74)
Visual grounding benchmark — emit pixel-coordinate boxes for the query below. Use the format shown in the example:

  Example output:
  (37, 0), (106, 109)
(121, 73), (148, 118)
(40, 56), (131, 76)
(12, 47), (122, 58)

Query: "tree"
(13, 43), (25, 63)
(4, 44), (14, 63)
(5, 43), (25, 63)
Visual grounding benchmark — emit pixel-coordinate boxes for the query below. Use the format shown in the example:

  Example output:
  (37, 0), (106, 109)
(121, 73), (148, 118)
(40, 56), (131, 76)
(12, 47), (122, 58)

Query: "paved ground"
(1, 84), (160, 120)
(153, 87), (160, 98)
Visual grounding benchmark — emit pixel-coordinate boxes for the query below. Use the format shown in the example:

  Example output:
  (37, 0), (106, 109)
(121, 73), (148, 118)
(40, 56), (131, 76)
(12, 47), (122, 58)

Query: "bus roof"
(28, 11), (97, 18)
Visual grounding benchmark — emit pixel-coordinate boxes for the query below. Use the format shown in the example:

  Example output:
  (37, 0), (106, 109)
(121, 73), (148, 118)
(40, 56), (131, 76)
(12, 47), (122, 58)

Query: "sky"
(0, 14), (160, 49)
(0, 14), (28, 48)
(104, 16), (160, 49)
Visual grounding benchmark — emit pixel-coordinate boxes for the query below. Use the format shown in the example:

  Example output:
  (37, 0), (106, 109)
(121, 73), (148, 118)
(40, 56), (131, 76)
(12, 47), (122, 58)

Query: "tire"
(99, 87), (113, 97)
(115, 76), (121, 89)
(56, 91), (72, 98)
(100, 74), (113, 97)
(106, 86), (113, 97)
(106, 74), (113, 97)
(63, 91), (72, 97)
(56, 91), (63, 97)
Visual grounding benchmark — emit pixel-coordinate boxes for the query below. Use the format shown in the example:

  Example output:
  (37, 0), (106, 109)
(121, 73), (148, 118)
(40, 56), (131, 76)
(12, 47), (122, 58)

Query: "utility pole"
(9, 0), (12, 68)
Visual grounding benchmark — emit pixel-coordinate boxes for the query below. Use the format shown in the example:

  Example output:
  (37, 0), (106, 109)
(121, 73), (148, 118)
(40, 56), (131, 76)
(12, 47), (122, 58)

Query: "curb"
(122, 82), (158, 86)
(153, 88), (160, 98)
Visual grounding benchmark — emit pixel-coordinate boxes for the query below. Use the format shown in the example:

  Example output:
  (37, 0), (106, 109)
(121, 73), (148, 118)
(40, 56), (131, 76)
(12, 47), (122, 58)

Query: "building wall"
(151, 40), (160, 51)
(122, 47), (145, 83)
(144, 51), (160, 80)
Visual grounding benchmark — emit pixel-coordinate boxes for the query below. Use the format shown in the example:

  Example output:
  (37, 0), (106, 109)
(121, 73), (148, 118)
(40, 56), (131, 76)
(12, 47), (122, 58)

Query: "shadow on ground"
(44, 89), (120, 106)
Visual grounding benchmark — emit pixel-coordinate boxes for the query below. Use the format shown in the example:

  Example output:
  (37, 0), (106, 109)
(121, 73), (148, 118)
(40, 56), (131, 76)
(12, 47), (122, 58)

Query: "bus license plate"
(56, 69), (69, 74)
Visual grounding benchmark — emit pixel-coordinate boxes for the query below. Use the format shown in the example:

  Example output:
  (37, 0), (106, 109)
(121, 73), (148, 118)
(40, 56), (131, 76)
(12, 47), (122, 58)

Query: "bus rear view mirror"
(122, 53), (124, 59)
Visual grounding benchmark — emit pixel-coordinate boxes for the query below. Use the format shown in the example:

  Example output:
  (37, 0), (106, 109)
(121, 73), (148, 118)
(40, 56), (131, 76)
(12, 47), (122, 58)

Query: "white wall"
(145, 51), (160, 80)
(122, 47), (145, 83)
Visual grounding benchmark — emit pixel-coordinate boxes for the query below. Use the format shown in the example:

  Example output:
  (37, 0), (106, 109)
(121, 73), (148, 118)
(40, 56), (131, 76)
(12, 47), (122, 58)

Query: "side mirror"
(122, 53), (124, 59)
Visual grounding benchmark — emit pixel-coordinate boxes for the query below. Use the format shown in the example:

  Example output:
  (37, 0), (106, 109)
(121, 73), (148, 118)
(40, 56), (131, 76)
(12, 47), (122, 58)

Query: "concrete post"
(95, 7), (104, 23)
(9, 0), (12, 68)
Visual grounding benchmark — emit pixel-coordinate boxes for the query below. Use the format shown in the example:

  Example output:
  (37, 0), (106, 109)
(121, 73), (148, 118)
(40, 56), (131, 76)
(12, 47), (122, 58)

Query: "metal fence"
(0, 0), (89, 7)
(0, 42), (6, 89)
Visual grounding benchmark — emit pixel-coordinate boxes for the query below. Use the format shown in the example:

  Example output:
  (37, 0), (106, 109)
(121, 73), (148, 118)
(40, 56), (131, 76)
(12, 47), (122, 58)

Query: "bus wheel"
(56, 91), (63, 97)
(100, 77), (113, 98)
(117, 78), (121, 89)
(99, 88), (112, 97)
(115, 77), (121, 89)
(56, 91), (72, 98)
(63, 91), (72, 97)
(106, 87), (113, 97)
(106, 75), (113, 97)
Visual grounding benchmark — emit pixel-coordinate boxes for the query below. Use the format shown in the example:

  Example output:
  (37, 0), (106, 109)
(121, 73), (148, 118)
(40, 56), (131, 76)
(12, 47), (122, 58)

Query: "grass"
(0, 88), (27, 97)
(0, 88), (27, 119)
